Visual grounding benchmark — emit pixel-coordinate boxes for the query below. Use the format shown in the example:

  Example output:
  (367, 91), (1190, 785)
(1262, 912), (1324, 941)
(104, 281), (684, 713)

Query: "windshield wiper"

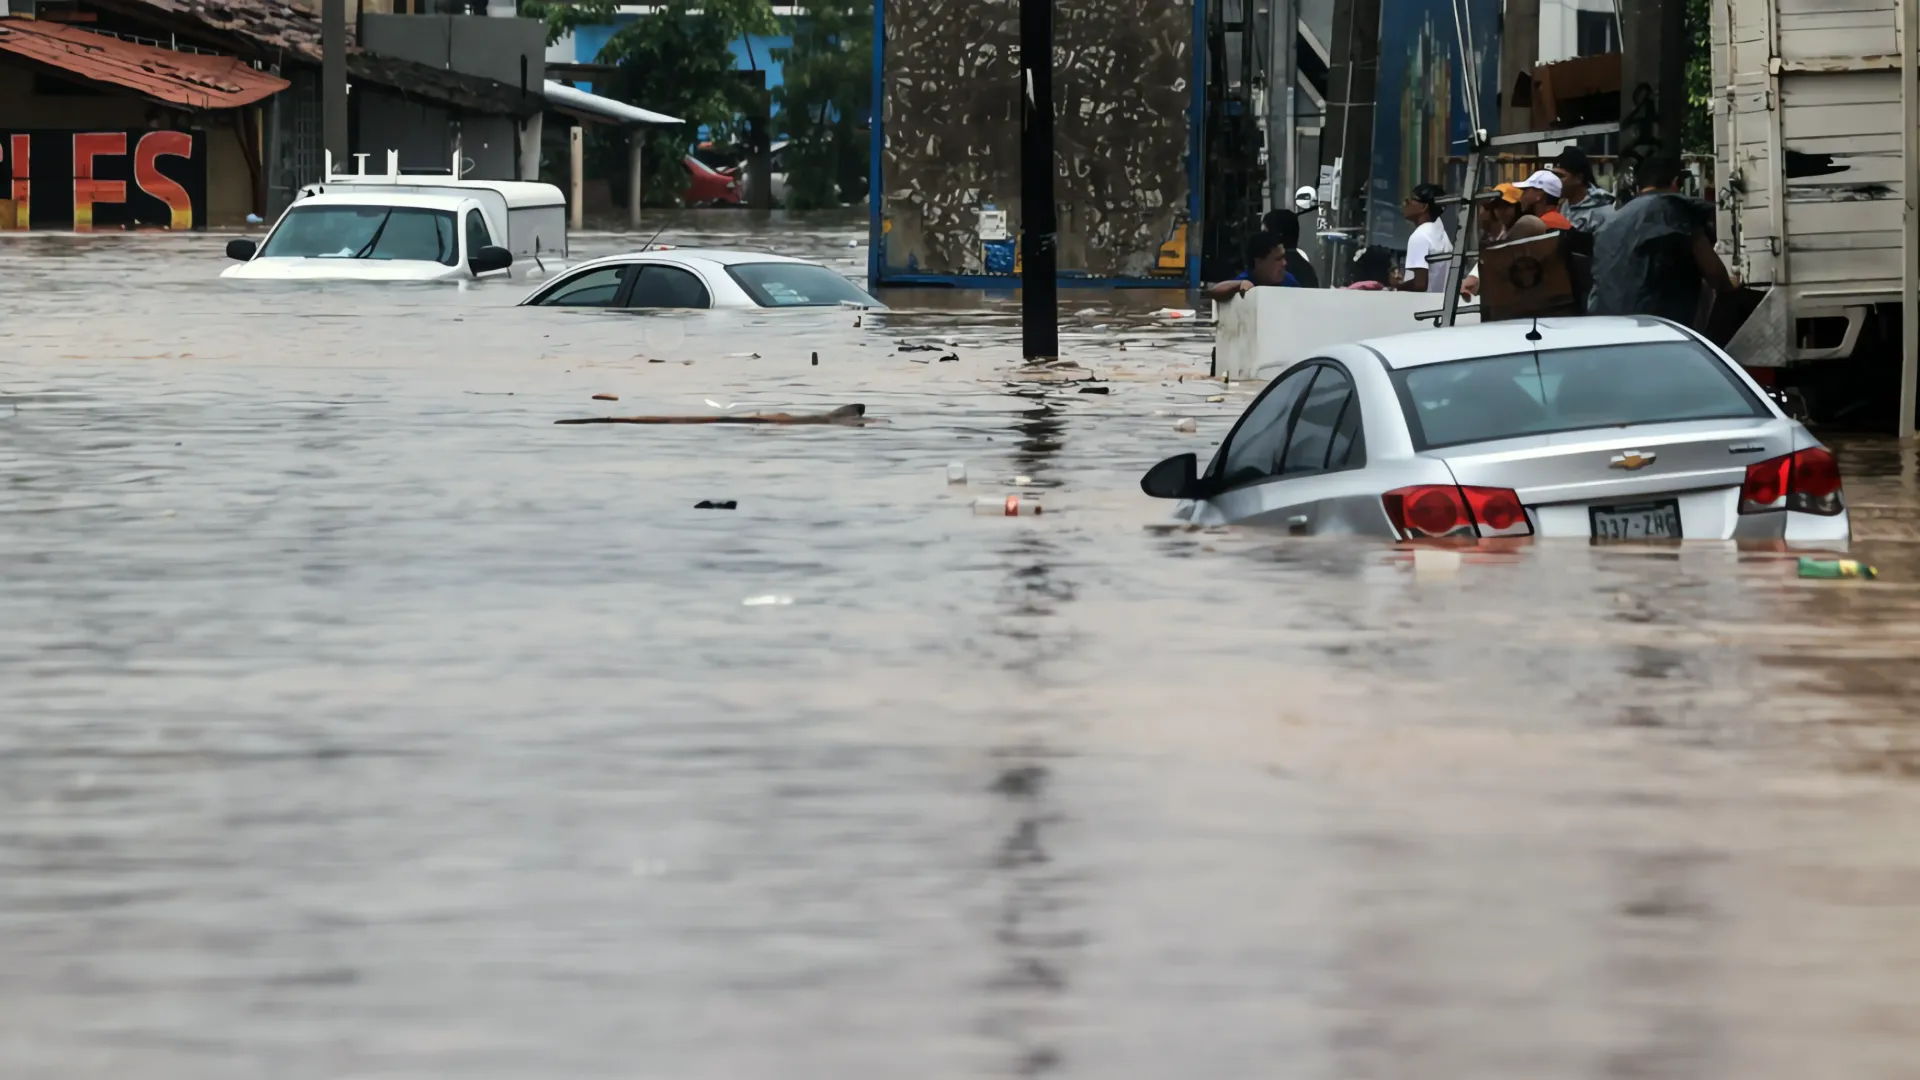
(351, 210), (395, 260)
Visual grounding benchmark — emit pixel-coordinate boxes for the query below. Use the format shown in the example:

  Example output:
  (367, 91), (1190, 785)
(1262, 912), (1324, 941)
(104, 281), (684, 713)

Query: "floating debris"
(1173, 418), (1198, 433)
(694, 499), (738, 510)
(556, 404), (873, 427)
(742, 595), (794, 606)
(593, 393), (619, 401)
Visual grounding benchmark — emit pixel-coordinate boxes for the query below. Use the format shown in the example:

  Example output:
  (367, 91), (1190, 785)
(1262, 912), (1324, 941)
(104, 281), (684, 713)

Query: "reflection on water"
(5, 215), (1920, 1078)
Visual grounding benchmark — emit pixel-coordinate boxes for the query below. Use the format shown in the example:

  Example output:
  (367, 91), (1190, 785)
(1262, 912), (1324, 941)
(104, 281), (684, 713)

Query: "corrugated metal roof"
(0, 17), (288, 108)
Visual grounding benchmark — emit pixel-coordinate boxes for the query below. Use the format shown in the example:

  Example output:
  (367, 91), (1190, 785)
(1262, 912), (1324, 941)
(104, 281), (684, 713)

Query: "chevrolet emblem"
(1610, 451), (1656, 470)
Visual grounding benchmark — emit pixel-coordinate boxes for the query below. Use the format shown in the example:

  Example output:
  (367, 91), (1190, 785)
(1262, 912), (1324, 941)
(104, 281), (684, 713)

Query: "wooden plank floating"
(556, 405), (874, 426)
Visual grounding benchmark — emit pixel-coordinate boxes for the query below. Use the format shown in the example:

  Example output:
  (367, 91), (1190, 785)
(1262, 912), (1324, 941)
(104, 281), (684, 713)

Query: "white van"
(222, 151), (569, 282)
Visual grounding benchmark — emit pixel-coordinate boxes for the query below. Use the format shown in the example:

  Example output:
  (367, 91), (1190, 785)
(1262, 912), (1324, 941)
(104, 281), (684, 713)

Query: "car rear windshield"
(725, 263), (877, 307)
(1389, 340), (1770, 450)
(260, 205), (459, 266)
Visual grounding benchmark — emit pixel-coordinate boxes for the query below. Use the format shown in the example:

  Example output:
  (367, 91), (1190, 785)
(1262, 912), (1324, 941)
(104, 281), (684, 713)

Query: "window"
(627, 265), (712, 308)
(1280, 366), (1354, 475)
(1214, 364), (1318, 487)
(464, 210), (493, 258)
(725, 262), (879, 307)
(1327, 391), (1366, 470)
(1391, 341), (1770, 451)
(259, 205), (458, 266)
(537, 266), (628, 306)
(1576, 10), (1621, 56)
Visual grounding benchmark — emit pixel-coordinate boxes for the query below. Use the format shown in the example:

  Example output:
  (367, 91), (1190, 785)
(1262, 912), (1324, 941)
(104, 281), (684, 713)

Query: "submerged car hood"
(221, 258), (464, 282)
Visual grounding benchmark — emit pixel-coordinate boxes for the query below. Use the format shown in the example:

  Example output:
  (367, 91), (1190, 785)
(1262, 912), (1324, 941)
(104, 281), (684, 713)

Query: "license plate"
(1590, 500), (1683, 541)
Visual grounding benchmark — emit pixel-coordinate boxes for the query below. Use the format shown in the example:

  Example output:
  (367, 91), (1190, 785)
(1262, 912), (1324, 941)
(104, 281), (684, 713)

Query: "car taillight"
(1460, 486), (1533, 537)
(1383, 485), (1531, 539)
(1739, 447), (1844, 516)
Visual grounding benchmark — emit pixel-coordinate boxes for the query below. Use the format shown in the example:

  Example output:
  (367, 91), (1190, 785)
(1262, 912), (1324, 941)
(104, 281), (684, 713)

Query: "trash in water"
(1078, 386), (1110, 395)
(556, 404), (873, 426)
(726, 352), (762, 359)
(938, 353), (959, 363)
(705, 399), (744, 411)
(1151, 308), (1199, 320)
(1011, 475), (1033, 486)
(947, 462), (968, 485)
(1205, 395), (1225, 403)
(1075, 308), (1100, 316)
(694, 499), (737, 510)
(811, 351), (819, 366)
(1173, 418), (1198, 433)
(593, 393), (619, 401)
(899, 343), (941, 352)
(1798, 557), (1878, 580)
(742, 595), (794, 606)
(975, 495), (1044, 516)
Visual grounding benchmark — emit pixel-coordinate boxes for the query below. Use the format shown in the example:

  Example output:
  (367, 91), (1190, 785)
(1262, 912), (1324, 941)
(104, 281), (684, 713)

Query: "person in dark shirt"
(1261, 208), (1321, 288)
(1588, 157), (1737, 328)
(1204, 229), (1299, 302)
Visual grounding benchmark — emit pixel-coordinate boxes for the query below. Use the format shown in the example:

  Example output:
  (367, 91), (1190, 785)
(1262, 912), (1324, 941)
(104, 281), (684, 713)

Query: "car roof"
(287, 191), (475, 211)
(571, 248), (815, 269)
(300, 177), (566, 208)
(1355, 316), (1696, 369)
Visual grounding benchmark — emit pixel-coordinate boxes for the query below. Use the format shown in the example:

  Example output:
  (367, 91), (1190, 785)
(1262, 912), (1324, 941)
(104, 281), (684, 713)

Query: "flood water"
(6, 214), (1920, 1078)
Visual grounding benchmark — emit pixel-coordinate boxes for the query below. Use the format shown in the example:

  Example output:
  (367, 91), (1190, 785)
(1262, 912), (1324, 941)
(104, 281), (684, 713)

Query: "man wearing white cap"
(1514, 170), (1573, 231)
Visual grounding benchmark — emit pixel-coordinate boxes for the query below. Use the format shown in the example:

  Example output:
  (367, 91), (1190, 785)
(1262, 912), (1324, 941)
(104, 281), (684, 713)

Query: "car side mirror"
(226, 238), (257, 262)
(469, 245), (513, 275)
(1141, 453), (1200, 499)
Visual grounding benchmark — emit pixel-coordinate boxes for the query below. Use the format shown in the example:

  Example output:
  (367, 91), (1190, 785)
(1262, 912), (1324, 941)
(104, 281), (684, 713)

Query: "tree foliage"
(771, 0), (872, 209)
(524, 0), (777, 207)
(1683, 0), (1713, 156)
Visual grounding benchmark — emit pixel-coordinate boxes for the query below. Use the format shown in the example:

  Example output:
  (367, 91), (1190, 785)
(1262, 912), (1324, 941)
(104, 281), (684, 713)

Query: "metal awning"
(543, 79), (681, 126)
(0, 17), (288, 109)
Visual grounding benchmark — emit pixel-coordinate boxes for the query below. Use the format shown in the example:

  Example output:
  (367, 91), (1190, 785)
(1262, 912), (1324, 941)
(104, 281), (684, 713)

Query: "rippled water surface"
(7, 215), (1920, 1078)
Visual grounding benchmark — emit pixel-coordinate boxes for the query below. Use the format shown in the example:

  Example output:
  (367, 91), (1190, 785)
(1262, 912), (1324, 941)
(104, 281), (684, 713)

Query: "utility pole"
(1618, 0), (1685, 178)
(1019, 0), (1058, 361)
(322, 0), (347, 166)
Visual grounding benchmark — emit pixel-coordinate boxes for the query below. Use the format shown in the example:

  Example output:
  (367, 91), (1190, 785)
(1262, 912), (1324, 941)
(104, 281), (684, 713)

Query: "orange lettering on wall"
(134, 131), (194, 230)
(8, 134), (27, 229)
(72, 132), (127, 231)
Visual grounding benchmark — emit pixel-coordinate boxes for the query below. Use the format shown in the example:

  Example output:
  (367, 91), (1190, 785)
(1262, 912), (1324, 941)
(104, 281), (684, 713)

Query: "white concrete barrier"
(1213, 287), (1479, 380)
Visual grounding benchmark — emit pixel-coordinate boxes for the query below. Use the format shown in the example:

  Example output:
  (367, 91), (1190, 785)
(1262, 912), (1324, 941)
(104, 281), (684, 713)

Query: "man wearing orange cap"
(1459, 183), (1551, 299)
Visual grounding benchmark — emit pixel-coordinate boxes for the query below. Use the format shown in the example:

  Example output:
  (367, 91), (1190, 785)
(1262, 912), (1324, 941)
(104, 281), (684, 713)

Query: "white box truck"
(1711, 0), (1920, 432)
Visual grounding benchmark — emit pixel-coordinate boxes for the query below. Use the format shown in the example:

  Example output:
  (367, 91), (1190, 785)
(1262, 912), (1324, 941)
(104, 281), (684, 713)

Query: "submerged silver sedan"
(1142, 316), (1850, 543)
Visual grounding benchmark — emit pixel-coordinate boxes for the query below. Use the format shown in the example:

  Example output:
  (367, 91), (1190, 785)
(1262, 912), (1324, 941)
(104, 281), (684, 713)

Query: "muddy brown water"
(6, 213), (1920, 1078)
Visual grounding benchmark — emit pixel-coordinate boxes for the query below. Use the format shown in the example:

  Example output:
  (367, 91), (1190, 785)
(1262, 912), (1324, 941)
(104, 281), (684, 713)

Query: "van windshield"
(261, 205), (460, 266)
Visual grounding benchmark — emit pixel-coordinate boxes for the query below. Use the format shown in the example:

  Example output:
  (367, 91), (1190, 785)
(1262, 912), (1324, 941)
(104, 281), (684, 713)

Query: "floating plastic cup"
(947, 462), (968, 485)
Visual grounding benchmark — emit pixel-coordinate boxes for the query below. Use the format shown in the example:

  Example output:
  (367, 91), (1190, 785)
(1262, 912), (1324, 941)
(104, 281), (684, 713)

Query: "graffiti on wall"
(0, 130), (207, 231)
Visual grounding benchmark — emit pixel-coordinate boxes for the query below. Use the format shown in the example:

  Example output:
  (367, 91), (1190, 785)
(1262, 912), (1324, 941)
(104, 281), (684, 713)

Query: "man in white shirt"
(1395, 182), (1453, 293)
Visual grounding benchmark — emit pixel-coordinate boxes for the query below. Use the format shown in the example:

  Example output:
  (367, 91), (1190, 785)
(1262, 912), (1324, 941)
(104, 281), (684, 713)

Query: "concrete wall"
(360, 13), (544, 94)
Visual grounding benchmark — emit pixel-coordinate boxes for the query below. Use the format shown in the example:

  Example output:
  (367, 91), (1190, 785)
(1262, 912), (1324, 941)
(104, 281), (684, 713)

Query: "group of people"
(1208, 145), (1739, 330)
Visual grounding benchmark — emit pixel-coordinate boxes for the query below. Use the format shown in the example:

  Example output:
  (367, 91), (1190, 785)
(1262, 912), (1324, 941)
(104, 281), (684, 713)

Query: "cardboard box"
(1511, 53), (1621, 131)
(1479, 230), (1594, 321)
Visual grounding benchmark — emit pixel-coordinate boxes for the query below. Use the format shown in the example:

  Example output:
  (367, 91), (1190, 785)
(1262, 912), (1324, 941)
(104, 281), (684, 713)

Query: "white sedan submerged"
(517, 248), (883, 309)
(1141, 316), (1850, 544)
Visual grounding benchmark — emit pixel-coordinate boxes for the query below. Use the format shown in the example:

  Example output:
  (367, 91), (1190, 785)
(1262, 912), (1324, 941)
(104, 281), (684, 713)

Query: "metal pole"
(1901, 0), (1918, 438)
(1270, 0), (1298, 202)
(1020, 0), (1059, 361)
(322, 0), (347, 165)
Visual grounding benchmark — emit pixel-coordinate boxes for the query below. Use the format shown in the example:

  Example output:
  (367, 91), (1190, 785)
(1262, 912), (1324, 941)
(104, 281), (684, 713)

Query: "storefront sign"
(0, 129), (207, 231)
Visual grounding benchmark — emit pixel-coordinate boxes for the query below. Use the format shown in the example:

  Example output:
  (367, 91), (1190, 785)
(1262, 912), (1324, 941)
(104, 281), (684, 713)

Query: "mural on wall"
(0, 130), (207, 231)
(1364, 0), (1500, 249)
